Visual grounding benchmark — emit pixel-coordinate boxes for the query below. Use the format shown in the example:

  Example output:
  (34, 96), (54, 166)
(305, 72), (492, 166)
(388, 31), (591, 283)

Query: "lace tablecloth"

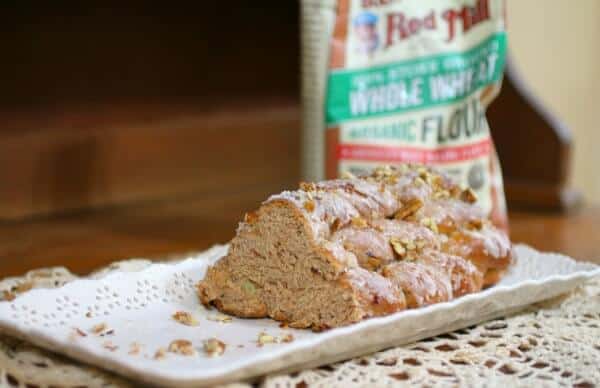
(1, 259), (598, 388)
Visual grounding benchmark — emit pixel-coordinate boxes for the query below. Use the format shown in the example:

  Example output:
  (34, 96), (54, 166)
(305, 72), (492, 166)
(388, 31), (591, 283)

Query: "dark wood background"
(0, 3), (300, 218)
(0, 4), (596, 277)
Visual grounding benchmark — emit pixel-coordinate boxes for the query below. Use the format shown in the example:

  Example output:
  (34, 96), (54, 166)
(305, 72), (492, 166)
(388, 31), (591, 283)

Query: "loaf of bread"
(198, 165), (512, 330)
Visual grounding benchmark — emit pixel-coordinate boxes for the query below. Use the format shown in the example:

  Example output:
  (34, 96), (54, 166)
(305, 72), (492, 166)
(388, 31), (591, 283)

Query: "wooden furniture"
(0, 4), (580, 220)
(1, 190), (598, 278)
(0, 3), (300, 219)
(487, 58), (581, 212)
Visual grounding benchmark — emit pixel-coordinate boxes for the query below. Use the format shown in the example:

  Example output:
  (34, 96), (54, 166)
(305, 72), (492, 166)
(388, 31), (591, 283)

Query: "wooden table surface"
(1, 186), (599, 277)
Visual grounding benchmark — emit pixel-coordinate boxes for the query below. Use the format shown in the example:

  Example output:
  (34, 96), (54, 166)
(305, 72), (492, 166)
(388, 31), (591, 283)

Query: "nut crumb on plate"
(168, 339), (197, 356)
(102, 341), (118, 352)
(90, 323), (108, 335)
(257, 332), (276, 346)
(203, 338), (226, 357)
(129, 342), (142, 355)
(172, 311), (199, 326)
(257, 332), (294, 346)
(154, 347), (167, 360)
(206, 314), (233, 323)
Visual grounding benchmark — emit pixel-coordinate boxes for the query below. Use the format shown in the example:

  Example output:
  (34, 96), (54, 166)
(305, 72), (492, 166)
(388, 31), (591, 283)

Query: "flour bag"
(301, 0), (508, 228)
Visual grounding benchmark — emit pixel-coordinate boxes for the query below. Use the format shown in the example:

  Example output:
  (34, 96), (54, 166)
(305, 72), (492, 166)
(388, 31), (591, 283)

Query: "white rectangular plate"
(0, 244), (598, 387)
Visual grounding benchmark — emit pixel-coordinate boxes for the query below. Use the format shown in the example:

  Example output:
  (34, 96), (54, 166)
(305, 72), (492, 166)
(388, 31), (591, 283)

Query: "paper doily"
(1, 255), (598, 388)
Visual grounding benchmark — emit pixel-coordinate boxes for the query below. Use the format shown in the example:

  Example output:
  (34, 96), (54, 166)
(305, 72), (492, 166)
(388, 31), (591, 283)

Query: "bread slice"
(198, 164), (512, 330)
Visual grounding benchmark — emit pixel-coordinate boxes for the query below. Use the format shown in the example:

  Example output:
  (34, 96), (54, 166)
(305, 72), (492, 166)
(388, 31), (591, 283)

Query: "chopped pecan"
(415, 239), (427, 250)
(351, 216), (368, 228)
(460, 188), (478, 203)
(303, 200), (316, 212)
(365, 256), (383, 271)
(413, 176), (426, 187)
(299, 181), (317, 192)
(433, 190), (450, 200)
(420, 217), (439, 234)
(330, 218), (343, 233)
(389, 238), (406, 258)
(394, 198), (424, 220)
(373, 165), (394, 178)
(341, 171), (357, 179)
(466, 219), (484, 230)
(400, 238), (416, 251)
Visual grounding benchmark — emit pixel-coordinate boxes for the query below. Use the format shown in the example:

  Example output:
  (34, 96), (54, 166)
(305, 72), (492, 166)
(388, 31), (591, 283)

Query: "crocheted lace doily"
(1, 260), (598, 388)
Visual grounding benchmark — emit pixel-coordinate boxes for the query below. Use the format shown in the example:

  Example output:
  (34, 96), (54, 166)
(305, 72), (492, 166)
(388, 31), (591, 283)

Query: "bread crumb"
(203, 338), (226, 357)
(68, 327), (88, 342)
(90, 323), (108, 335)
(172, 311), (199, 326)
(258, 332), (276, 346)
(128, 342), (142, 355)
(257, 332), (294, 346)
(102, 341), (118, 352)
(206, 314), (233, 323)
(154, 347), (167, 360)
(168, 339), (197, 356)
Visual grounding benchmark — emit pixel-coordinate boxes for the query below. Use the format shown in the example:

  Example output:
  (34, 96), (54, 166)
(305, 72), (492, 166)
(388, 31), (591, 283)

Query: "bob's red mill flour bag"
(301, 0), (509, 229)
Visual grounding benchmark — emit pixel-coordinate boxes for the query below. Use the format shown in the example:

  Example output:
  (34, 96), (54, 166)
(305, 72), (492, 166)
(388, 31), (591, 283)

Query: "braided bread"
(198, 164), (512, 330)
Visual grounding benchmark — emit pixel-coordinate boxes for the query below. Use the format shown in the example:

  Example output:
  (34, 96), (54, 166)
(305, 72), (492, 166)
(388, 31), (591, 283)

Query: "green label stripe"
(325, 33), (507, 125)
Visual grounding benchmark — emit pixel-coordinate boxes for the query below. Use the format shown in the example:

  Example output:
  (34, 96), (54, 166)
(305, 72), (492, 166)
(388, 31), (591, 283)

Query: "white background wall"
(507, 0), (600, 204)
